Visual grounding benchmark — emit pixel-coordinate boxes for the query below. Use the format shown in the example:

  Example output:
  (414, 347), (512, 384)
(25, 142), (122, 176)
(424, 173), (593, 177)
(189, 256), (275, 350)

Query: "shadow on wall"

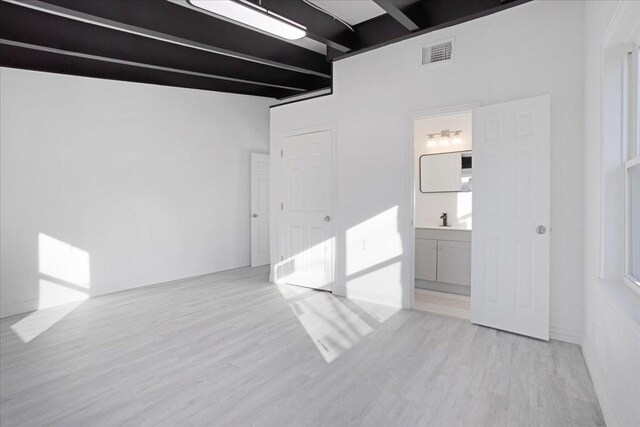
(11, 233), (90, 343)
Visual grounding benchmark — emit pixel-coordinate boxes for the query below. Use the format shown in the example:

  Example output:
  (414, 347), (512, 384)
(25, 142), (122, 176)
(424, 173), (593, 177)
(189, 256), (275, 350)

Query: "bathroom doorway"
(408, 96), (551, 340)
(411, 108), (473, 320)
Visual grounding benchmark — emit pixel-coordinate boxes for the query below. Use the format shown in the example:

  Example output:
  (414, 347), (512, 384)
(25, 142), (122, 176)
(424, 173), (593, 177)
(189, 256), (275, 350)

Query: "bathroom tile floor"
(414, 288), (471, 320)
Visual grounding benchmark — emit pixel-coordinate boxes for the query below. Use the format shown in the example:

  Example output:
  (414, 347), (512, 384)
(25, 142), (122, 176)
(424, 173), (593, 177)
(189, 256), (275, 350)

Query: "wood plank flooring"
(0, 266), (603, 426)
(414, 289), (471, 320)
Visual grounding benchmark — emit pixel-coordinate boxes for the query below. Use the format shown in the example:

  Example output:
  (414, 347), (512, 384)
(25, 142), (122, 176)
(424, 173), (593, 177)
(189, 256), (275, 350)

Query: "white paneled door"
(471, 95), (551, 340)
(251, 153), (270, 267)
(278, 130), (333, 291)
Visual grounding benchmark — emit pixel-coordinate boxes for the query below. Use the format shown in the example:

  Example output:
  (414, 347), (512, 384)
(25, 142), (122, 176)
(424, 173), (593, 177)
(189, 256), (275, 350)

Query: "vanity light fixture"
(428, 129), (463, 146)
(189, 0), (307, 40)
(452, 131), (462, 144)
(439, 130), (451, 145)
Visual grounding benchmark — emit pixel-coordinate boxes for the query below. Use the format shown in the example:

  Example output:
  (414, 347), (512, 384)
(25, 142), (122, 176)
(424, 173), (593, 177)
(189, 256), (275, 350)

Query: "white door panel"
(471, 95), (550, 340)
(278, 130), (333, 290)
(251, 153), (270, 267)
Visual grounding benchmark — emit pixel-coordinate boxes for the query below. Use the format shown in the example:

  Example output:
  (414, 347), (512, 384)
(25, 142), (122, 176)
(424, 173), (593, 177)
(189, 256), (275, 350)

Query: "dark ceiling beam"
(5, 0), (331, 77)
(352, 15), (410, 50)
(251, 0), (356, 53)
(340, 0), (531, 61)
(1, 39), (305, 92)
(0, 43), (297, 98)
(0, 1), (330, 92)
(403, 0), (526, 31)
(372, 0), (420, 32)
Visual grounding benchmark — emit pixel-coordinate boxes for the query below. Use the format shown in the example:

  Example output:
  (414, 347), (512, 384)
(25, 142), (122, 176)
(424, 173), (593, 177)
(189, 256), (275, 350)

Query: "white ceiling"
(307, 0), (386, 26)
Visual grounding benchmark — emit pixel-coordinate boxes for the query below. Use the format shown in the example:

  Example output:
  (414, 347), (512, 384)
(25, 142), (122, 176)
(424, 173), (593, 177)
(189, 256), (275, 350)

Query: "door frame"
(250, 152), (270, 267)
(271, 124), (337, 290)
(403, 103), (481, 309)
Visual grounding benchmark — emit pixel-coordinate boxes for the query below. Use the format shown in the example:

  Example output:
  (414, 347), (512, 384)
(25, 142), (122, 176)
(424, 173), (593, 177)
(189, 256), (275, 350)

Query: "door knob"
(324, 216), (331, 222)
(252, 213), (258, 218)
(536, 225), (546, 234)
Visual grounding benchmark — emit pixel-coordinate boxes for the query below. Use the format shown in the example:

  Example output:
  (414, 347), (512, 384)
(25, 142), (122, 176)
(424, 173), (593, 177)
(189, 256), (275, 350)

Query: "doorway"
(409, 96), (552, 340)
(251, 153), (270, 267)
(412, 110), (473, 320)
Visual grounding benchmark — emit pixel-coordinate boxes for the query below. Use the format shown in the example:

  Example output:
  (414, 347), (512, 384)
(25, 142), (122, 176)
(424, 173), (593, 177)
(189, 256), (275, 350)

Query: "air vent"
(422, 39), (454, 66)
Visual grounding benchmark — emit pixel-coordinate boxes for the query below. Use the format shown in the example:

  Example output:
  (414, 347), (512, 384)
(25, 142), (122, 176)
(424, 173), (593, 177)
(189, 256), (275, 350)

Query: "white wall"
(271, 1), (585, 340)
(414, 113), (472, 229)
(582, 2), (640, 426)
(0, 68), (272, 318)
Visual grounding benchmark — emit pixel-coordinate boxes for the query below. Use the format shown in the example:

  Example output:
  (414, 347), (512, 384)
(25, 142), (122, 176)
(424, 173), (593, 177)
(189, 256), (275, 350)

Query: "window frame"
(623, 44), (640, 290)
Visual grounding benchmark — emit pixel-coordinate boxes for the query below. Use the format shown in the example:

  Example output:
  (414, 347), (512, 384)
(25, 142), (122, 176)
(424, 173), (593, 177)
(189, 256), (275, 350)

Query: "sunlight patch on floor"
(289, 291), (374, 363)
(276, 283), (397, 363)
(11, 301), (84, 343)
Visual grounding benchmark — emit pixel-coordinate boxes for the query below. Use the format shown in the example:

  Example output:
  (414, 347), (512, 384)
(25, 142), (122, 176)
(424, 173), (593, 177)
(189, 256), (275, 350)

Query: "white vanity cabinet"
(415, 239), (437, 281)
(436, 240), (471, 286)
(415, 228), (471, 295)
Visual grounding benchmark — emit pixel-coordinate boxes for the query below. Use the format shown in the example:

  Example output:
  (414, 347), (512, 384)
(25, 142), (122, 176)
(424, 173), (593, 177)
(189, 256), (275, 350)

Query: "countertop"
(417, 226), (472, 231)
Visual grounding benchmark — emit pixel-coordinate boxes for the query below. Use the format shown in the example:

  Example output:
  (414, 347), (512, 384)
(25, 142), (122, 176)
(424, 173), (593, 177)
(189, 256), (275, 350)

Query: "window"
(624, 46), (640, 287)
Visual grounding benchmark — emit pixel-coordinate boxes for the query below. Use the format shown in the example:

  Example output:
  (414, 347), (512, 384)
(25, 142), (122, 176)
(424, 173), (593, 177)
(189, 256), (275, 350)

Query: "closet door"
(278, 130), (333, 291)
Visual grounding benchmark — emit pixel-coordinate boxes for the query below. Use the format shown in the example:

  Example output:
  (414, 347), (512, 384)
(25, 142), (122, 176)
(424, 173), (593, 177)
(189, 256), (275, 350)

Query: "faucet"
(440, 212), (449, 227)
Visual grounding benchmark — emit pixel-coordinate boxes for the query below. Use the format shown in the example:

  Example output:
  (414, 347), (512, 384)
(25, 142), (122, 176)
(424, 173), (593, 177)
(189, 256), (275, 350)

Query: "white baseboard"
(98, 259), (248, 296)
(0, 299), (40, 319)
(549, 326), (582, 344)
(582, 339), (620, 427)
(0, 258), (249, 319)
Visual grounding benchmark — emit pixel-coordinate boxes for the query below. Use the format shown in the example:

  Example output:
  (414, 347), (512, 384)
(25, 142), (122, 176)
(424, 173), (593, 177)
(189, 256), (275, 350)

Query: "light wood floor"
(414, 289), (471, 320)
(0, 266), (603, 426)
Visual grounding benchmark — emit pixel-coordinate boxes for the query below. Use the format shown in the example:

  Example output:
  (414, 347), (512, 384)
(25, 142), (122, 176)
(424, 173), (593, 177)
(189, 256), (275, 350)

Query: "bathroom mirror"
(419, 151), (472, 193)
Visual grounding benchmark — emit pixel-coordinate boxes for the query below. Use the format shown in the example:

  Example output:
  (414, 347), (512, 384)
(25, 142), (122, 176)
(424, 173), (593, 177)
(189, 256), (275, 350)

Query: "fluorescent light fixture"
(190, 0), (307, 40)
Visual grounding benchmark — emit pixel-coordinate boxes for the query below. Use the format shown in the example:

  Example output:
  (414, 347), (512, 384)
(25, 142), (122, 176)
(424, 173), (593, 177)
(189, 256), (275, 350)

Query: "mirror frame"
(418, 150), (472, 193)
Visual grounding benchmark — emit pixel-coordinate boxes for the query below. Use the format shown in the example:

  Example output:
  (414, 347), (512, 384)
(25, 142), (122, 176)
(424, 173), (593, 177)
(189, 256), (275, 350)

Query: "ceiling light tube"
(189, 0), (307, 40)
